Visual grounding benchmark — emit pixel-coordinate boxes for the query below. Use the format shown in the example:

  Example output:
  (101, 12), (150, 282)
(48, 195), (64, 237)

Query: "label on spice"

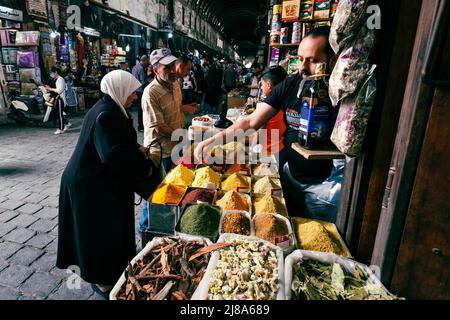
(237, 186), (250, 193)
(271, 188), (282, 196)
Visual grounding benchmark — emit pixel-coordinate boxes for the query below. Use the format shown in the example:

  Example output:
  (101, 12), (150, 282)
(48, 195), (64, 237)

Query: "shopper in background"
(119, 62), (130, 72)
(132, 55), (150, 132)
(202, 59), (223, 114)
(139, 48), (181, 233)
(223, 61), (238, 93)
(45, 66), (70, 135)
(175, 55), (199, 128)
(57, 70), (158, 297)
(247, 62), (262, 98)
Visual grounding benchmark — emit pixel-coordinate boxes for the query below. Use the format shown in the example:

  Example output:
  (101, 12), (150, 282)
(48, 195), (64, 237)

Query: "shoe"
(90, 283), (112, 300)
(63, 124), (70, 132)
(66, 122), (72, 128)
(54, 129), (64, 135)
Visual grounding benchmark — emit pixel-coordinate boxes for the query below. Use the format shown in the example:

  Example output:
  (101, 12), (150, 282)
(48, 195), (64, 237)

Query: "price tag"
(237, 187), (250, 193)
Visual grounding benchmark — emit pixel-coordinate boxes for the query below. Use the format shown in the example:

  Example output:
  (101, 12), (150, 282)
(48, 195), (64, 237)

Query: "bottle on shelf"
(297, 62), (335, 149)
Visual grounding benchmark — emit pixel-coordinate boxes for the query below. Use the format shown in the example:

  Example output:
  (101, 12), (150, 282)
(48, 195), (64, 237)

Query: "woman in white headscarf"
(56, 70), (161, 298)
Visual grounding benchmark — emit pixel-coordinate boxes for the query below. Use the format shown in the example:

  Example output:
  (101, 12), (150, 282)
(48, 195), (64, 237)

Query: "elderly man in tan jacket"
(139, 48), (182, 233)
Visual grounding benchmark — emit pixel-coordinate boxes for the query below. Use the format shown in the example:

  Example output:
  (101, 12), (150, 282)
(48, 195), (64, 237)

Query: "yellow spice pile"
(253, 176), (281, 195)
(295, 221), (343, 255)
(191, 166), (221, 189)
(163, 164), (195, 186)
(216, 190), (249, 211)
(151, 184), (186, 205)
(254, 194), (288, 217)
(221, 173), (250, 192)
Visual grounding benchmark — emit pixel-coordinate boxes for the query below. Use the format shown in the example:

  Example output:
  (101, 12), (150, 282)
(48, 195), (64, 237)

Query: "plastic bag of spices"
(329, 25), (376, 106)
(329, 0), (370, 53)
(331, 65), (377, 157)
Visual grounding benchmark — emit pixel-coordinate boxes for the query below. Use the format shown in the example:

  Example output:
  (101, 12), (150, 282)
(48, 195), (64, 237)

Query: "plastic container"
(191, 233), (285, 300)
(110, 235), (212, 300)
(284, 250), (396, 300)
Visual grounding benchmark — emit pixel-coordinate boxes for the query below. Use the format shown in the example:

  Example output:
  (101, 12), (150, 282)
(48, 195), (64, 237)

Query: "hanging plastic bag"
(329, 25), (376, 106)
(331, 65), (377, 157)
(329, 0), (369, 53)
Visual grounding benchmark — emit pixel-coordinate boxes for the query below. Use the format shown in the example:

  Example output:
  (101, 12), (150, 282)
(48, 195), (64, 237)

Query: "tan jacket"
(142, 78), (181, 158)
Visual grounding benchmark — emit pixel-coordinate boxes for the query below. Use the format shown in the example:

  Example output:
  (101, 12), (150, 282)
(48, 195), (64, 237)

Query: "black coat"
(57, 94), (151, 284)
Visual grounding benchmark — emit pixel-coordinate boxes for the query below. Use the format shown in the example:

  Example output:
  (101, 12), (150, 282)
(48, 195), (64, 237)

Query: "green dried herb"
(179, 204), (221, 238)
(291, 260), (404, 300)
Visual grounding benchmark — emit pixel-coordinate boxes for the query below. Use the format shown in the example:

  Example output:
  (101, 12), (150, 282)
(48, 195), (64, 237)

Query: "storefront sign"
(73, 25), (100, 37)
(25, 0), (48, 20)
(0, 6), (23, 22)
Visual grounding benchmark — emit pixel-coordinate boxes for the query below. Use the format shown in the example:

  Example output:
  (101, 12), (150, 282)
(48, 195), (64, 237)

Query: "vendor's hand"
(44, 85), (51, 92)
(194, 138), (214, 164)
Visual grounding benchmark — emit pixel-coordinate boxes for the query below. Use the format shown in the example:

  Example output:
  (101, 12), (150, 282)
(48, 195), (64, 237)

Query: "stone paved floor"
(0, 110), (145, 300)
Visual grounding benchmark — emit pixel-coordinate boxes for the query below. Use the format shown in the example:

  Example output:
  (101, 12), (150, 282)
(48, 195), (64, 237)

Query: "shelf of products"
(270, 42), (300, 48)
(291, 142), (345, 160)
(269, 0), (338, 70)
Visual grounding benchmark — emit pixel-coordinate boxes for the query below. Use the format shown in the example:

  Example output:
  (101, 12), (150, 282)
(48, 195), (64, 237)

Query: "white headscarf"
(100, 70), (142, 119)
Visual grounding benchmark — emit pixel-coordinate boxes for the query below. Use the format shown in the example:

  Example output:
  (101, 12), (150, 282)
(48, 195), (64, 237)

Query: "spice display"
(179, 204), (221, 239)
(221, 212), (251, 236)
(163, 165), (195, 186)
(291, 260), (403, 300)
(191, 166), (221, 189)
(208, 238), (279, 300)
(253, 163), (278, 177)
(115, 237), (211, 300)
(253, 214), (289, 242)
(181, 188), (215, 207)
(221, 173), (250, 192)
(331, 65), (377, 157)
(329, 0), (369, 53)
(151, 184), (186, 205)
(253, 194), (288, 217)
(224, 164), (250, 176)
(294, 220), (344, 255)
(253, 176), (281, 195)
(216, 191), (249, 212)
(329, 25), (376, 106)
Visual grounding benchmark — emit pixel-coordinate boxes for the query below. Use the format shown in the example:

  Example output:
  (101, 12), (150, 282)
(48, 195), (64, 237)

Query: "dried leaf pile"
(291, 260), (404, 300)
(116, 237), (214, 300)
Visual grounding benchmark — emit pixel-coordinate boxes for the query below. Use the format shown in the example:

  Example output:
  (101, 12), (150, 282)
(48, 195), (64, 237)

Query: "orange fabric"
(265, 111), (286, 154)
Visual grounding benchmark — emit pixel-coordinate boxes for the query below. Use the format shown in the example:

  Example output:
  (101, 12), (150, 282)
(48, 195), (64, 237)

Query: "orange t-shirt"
(265, 111), (286, 155)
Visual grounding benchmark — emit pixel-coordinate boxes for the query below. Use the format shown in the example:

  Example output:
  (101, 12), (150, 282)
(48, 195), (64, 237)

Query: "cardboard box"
(300, 0), (314, 19)
(282, 0), (301, 22)
(313, 0), (331, 19)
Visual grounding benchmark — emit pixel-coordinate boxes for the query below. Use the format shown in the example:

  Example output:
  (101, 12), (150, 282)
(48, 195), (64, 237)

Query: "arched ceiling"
(186, 0), (270, 57)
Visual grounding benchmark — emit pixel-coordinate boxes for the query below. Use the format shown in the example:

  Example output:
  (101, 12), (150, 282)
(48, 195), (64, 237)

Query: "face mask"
(50, 73), (56, 79)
